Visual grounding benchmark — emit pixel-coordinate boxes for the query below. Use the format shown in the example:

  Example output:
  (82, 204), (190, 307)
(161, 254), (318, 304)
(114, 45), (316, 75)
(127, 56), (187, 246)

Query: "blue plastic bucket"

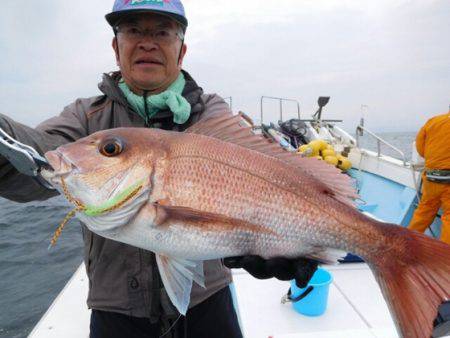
(289, 268), (333, 316)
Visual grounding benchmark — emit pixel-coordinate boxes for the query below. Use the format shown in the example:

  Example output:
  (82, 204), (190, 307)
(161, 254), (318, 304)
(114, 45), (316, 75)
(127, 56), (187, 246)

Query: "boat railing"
(224, 96), (233, 111)
(356, 122), (408, 166)
(260, 96), (301, 124)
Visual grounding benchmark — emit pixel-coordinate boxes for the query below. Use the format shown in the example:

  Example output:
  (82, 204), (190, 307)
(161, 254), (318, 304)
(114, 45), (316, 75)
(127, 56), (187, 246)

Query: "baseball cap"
(106, 0), (188, 30)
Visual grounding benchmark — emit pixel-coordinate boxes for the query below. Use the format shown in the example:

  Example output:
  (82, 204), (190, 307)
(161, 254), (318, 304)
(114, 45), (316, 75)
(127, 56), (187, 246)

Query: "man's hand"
(223, 256), (318, 288)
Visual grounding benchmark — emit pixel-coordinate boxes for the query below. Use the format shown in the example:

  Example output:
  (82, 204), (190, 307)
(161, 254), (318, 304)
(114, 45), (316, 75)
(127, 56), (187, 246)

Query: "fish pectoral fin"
(153, 203), (274, 234)
(156, 254), (205, 315)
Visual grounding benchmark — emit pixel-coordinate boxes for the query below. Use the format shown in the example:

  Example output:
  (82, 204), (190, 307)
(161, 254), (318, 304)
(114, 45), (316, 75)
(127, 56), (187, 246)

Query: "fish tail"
(369, 227), (450, 338)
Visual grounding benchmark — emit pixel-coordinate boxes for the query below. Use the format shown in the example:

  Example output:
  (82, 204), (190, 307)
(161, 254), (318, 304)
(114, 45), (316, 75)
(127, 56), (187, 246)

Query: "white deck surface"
(233, 264), (398, 338)
(28, 262), (415, 338)
(28, 264), (90, 338)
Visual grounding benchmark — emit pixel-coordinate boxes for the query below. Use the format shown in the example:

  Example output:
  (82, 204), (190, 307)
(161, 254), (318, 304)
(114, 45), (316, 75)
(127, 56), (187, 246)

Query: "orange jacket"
(416, 112), (450, 170)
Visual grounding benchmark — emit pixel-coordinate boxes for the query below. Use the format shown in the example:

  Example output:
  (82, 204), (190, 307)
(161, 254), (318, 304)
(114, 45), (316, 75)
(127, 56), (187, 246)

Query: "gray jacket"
(0, 70), (232, 321)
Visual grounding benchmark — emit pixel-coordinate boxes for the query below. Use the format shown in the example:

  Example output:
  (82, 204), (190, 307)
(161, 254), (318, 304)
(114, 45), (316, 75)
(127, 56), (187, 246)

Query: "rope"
(48, 177), (143, 249)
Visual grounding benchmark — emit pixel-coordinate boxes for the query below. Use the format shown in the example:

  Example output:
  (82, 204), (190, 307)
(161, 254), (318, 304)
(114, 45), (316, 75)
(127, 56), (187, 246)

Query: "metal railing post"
(355, 123), (407, 166)
(279, 99), (283, 122)
(260, 96), (301, 125)
(223, 97), (233, 111)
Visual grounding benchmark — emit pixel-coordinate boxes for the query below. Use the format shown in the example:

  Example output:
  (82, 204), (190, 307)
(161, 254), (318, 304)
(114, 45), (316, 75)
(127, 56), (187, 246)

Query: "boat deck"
(234, 263), (398, 338)
(29, 262), (403, 338)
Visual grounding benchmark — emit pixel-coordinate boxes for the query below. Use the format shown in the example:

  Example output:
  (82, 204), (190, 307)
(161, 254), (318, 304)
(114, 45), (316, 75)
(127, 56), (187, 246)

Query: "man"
(408, 111), (450, 244)
(0, 1), (317, 337)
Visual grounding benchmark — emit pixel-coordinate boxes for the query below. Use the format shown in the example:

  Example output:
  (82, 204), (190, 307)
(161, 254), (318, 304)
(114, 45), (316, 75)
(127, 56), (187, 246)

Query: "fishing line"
(48, 177), (143, 248)
(159, 314), (182, 338)
(48, 177), (86, 249)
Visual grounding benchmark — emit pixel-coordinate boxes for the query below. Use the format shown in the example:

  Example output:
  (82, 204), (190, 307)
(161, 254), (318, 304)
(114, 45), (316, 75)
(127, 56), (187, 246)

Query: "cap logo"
(130, 0), (168, 6)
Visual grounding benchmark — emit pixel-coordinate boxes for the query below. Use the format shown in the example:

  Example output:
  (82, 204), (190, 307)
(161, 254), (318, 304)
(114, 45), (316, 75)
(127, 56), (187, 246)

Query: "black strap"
(287, 285), (314, 302)
(433, 300), (450, 337)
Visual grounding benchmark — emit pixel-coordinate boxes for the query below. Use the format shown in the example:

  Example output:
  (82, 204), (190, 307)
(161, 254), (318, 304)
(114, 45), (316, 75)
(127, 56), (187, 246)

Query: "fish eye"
(99, 139), (124, 157)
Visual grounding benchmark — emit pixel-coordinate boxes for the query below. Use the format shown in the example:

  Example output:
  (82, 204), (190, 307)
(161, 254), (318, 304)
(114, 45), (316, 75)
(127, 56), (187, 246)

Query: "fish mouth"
(42, 150), (76, 180)
(38, 159), (54, 172)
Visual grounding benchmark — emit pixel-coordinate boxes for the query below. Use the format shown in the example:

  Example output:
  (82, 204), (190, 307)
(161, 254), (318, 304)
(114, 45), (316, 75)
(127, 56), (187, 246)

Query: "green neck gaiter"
(118, 73), (191, 125)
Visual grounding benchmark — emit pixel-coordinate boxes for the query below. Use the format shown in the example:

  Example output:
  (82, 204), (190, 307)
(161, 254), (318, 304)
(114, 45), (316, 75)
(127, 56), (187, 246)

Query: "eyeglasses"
(115, 24), (184, 44)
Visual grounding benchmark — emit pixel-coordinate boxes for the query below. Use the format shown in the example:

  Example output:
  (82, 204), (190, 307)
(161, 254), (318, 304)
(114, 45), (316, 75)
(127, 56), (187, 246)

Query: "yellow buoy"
(321, 148), (336, 158)
(298, 144), (313, 157)
(337, 155), (352, 171)
(324, 156), (339, 166)
(298, 144), (309, 152)
(307, 140), (327, 157)
(309, 139), (328, 152)
(306, 144), (320, 156)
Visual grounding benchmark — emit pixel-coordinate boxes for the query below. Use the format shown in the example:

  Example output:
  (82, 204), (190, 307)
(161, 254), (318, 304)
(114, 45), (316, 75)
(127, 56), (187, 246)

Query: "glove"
(223, 255), (318, 288)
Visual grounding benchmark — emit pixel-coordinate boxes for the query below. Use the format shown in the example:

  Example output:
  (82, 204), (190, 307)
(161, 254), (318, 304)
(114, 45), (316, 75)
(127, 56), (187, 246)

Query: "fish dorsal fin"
(156, 254), (205, 315)
(187, 113), (358, 207)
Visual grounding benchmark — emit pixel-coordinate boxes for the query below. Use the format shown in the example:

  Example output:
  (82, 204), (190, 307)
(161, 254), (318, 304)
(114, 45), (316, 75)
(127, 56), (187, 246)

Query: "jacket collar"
(98, 70), (204, 120)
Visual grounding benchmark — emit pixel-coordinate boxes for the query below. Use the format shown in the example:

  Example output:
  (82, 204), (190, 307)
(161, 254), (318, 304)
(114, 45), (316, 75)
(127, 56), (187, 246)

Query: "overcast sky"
(0, 0), (449, 132)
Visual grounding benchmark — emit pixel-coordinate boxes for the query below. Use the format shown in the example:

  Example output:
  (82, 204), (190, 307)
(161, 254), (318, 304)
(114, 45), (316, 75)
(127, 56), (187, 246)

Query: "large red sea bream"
(42, 114), (450, 338)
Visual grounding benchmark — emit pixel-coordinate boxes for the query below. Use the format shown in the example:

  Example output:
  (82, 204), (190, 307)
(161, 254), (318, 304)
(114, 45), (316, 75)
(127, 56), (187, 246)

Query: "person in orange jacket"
(408, 111), (450, 244)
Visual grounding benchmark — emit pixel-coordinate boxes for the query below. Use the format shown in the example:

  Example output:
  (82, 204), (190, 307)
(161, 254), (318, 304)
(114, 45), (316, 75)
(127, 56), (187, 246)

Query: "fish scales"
(163, 132), (379, 258)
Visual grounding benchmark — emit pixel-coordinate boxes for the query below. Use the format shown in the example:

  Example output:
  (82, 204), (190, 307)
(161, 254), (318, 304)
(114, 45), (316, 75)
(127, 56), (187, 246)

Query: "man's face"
(112, 13), (187, 94)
